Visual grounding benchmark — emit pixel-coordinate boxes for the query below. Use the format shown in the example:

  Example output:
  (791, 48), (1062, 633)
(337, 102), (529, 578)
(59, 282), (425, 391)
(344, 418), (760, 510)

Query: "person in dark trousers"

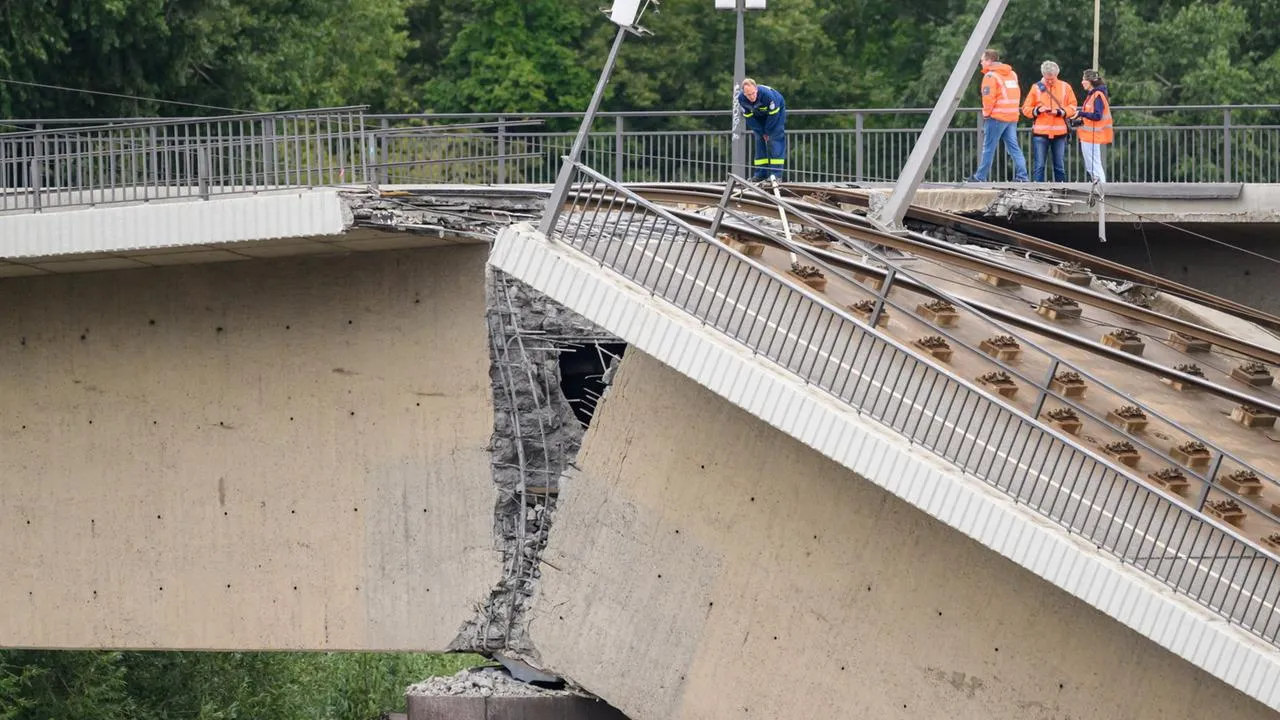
(737, 78), (787, 182)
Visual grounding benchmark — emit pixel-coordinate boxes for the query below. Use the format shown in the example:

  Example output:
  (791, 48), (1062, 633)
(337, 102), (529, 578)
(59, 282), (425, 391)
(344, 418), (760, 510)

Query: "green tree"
(0, 0), (413, 117)
(418, 0), (597, 113)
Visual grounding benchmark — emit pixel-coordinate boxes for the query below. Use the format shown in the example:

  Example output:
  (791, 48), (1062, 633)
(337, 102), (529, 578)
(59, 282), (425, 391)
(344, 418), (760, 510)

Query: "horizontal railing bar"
(8, 103), (1280, 126)
(0, 106), (370, 138)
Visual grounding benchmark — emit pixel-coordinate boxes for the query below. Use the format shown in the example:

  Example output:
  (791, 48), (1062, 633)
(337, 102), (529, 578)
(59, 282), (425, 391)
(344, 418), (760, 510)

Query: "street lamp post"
(1092, 0), (1101, 69)
(540, 0), (657, 235)
(716, 0), (765, 179)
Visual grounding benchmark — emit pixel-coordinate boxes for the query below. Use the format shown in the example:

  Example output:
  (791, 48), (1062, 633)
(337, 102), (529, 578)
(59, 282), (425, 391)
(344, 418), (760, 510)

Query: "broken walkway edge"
(489, 221), (1280, 713)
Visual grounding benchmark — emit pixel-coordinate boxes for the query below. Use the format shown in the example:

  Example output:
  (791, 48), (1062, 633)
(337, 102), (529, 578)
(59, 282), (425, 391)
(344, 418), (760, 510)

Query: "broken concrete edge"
(448, 263), (620, 679)
(490, 221), (1280, 713)
(340, 189), (544, 240)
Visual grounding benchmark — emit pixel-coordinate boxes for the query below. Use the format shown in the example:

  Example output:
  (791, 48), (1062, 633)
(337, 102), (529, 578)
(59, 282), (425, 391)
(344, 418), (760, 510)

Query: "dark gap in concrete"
(558, 342), (628, 428)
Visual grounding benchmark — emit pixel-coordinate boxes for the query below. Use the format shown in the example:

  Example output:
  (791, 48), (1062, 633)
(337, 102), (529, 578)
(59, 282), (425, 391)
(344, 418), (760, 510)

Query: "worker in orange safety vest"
(965, 48), (1028, 182)
(1022, 60), (1078, 182)
(1073, 69), (1113, 183)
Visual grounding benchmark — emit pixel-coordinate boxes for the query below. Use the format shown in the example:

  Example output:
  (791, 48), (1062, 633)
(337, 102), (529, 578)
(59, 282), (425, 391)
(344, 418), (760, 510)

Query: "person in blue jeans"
(1022, 60), (1077, 182)
(965, 49), (1028, 182)
(971, 118), (1030, 182)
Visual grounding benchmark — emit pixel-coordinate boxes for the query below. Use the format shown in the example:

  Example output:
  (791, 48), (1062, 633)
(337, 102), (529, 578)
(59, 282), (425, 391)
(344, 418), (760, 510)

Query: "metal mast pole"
(540, 26), (629, 235)
(732, 0), (747, 178)
(873, 0), (1011, 230)
(1092, 0), (1101, 69)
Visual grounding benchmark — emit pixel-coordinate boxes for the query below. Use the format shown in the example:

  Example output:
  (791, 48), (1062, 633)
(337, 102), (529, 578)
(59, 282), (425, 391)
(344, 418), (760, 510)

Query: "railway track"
(634, 181), (1280, 337)
(613, 182), (1280, 369)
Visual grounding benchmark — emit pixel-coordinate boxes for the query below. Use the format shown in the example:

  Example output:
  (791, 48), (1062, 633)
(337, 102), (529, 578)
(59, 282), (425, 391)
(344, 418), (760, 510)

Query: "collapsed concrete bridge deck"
(2, 182), (1280, 719)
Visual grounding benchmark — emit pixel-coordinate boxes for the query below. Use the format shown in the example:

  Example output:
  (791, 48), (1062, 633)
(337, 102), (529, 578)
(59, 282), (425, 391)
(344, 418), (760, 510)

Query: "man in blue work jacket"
(737, 77), (787, 182)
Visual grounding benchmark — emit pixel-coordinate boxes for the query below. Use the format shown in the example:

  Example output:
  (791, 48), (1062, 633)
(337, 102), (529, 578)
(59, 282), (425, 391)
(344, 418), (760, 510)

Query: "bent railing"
(544, 160), (1280, 648)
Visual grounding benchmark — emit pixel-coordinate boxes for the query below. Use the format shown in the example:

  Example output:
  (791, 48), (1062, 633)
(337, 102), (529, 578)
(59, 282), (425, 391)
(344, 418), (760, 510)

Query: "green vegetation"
(3, 0), (1279, 118)
(0, 650), (481, 720)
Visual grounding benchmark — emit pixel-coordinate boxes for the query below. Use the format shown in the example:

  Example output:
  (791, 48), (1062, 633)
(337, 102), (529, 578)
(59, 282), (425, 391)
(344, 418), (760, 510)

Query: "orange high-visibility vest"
(981, 63), (1021, 122)
(1022, 79), (1078, 137)
(1077, 90), (1113, 145)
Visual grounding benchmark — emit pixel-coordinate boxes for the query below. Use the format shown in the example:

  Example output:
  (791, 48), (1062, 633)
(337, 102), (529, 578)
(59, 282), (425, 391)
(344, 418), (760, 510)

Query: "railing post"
(614, 115), (625, 181)
(497, 116), (507, 185)
(708, 178), (737, 238)
(855, 111), (865, 183)
(1032, 358), (1061, 418)
(976, 111), (984, 177)
(378, 117), (390, 186)
(868, 268), (896, 328)
(263, 120), (277, 187)
(30, 124), (43, 212)
(149, 125), (159, 190)
(1223, 108), (1233, 182)
(1194, 452), (1226, 511)
(198, 145), (211, 200)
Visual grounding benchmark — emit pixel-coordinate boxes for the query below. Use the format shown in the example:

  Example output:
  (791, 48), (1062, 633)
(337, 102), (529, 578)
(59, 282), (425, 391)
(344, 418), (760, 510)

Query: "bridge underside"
(0, 245), (499, 650)
(528, 350), (1276, 720)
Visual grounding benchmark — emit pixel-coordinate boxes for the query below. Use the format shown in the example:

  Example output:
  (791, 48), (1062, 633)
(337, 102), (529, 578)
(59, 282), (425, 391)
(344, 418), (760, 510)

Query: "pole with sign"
(541, 0), (656, 235)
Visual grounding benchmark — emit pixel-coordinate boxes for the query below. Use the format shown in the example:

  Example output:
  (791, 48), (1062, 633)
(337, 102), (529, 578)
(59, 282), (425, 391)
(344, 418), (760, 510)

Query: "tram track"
(610, 182), (1280, 368)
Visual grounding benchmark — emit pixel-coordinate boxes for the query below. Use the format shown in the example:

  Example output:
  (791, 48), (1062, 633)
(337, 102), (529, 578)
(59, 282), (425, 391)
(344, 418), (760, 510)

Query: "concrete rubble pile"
(406, 667), (587, 699)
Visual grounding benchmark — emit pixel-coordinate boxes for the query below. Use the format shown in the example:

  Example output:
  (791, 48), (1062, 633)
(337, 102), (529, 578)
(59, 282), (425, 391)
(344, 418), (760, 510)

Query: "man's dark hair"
(982, 49), (1000, 62)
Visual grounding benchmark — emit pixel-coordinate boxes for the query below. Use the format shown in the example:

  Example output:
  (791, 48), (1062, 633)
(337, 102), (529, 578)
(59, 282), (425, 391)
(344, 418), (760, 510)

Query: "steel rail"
(555, 184), (1280, 416)
(782, 183), (1280, 335)
(634, 180), (1280, 333)
(554, 178), (1280, 530)
(610, 183), (1280, 367)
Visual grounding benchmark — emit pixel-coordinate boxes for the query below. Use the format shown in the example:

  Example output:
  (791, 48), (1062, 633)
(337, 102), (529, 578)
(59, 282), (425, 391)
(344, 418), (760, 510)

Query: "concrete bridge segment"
(488, 221), (1280, 717)
(0, 244), (501, 650)
(4, 186), (1280, 718)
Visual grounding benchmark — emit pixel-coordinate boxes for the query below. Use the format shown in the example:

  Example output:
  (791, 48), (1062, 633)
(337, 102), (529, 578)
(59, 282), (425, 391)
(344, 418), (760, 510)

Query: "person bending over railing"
(738, 78), (787, 182)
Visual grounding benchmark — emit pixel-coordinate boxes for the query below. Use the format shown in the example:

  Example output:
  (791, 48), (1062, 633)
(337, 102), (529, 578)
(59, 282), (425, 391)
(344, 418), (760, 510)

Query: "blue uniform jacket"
(738, 85), (786, 135)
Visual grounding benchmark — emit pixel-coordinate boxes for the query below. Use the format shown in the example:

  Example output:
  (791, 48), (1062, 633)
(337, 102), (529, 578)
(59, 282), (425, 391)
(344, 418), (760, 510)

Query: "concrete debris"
(406, 667), (587, 699)
(341, 189), (544, 239)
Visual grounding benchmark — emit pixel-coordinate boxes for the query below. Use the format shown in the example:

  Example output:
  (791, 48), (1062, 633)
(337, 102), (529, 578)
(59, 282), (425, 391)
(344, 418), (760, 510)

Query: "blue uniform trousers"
(751, 132), (786, 180)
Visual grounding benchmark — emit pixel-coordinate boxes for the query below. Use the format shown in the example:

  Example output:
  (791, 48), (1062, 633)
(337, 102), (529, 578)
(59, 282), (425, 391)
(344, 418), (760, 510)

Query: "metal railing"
(361, 105), (1280, 185)
(544, 159), (1280, 647)
(0, 107), (369, 213)
(4, 104), (1280, 215)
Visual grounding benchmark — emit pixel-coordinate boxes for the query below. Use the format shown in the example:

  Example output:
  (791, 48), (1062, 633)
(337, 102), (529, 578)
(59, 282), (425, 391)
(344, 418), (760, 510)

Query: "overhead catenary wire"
(1090, 193), (1280, 268)
(0, 77), (249, 115)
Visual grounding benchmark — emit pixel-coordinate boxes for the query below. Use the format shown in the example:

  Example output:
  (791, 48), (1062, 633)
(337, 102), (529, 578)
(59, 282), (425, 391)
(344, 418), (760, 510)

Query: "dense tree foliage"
(2, 0), (1277, 118)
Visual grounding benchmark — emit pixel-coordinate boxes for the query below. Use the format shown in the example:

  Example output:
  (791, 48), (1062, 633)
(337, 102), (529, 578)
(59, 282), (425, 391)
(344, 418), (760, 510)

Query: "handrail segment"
(545, 160), (1280, 648)
(622, 184), (1280, 367)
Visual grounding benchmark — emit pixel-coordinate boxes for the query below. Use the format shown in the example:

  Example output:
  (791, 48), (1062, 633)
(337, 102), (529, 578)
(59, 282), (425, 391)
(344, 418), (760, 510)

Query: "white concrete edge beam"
(0, 189), (346, 259)
(489, 221), (1280, 712)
